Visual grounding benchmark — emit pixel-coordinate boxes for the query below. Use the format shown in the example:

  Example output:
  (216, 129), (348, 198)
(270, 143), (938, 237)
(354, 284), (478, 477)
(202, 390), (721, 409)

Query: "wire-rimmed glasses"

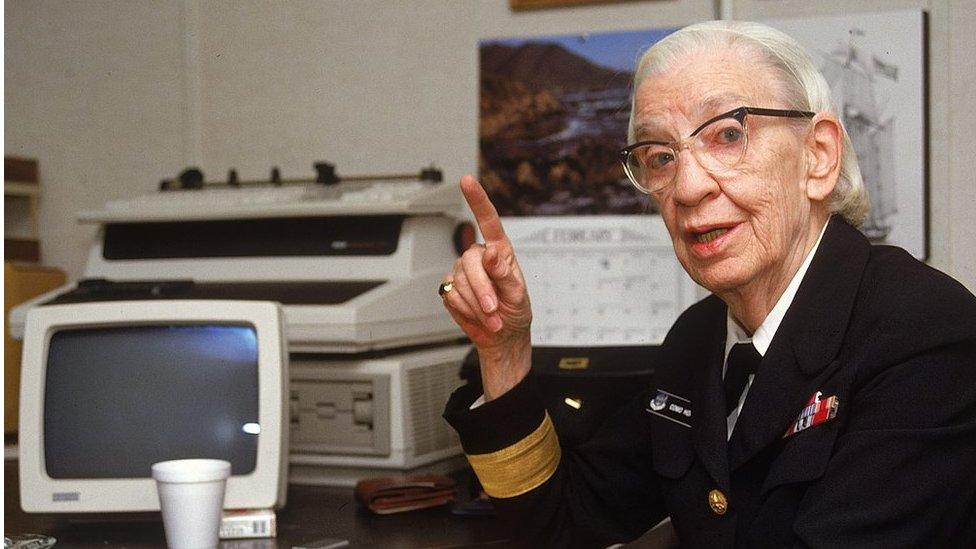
(619, 106), (815, 194)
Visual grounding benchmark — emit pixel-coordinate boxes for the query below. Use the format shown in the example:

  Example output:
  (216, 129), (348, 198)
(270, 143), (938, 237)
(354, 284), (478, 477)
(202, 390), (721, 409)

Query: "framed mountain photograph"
(478, 27), (676, 216)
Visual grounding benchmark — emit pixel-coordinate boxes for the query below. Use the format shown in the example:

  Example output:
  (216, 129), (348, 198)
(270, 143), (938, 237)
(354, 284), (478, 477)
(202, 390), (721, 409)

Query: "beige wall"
(945, 0), (976, 292)
(5, 0), (974, 292)
(5, 0), (190, 277)
(191, 0), (711, 209)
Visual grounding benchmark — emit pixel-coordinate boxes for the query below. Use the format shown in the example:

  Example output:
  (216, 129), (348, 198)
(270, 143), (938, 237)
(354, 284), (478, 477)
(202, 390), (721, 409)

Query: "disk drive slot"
(289, 377), (390, 456)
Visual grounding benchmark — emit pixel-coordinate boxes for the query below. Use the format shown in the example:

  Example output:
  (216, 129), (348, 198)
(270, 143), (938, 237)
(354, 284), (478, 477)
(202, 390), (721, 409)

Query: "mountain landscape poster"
(478, 28), (677, 216)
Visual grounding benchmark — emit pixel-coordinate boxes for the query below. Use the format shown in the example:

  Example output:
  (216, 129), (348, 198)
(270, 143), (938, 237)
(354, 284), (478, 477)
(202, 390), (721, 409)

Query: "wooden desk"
(4, 460), (508, 548)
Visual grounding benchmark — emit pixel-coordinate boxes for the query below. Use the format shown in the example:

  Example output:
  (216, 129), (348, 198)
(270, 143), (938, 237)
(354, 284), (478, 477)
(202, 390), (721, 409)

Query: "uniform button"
(708, 489), (728, 515)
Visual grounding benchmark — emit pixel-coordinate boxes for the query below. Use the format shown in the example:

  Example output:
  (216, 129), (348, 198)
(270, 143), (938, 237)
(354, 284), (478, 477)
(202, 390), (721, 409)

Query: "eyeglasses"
(619, 106), (815, 194)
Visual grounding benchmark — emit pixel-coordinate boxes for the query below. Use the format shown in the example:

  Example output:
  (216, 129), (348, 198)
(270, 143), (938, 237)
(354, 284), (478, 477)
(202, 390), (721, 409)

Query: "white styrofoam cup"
(151, 459), (231, 549)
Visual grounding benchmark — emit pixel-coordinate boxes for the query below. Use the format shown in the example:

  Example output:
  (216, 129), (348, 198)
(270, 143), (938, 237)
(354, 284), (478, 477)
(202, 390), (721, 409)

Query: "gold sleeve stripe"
(465, 412), (561, 498)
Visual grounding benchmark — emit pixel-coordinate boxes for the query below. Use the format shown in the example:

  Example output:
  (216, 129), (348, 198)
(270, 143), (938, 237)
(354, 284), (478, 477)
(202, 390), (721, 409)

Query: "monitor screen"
(44, 324), (259, 479)
(19, 300), (287, 513)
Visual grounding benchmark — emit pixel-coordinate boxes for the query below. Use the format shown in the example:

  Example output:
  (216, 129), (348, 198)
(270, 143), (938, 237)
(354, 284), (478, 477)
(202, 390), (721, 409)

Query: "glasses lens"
(626, 143), (676, 192)
(694, 116), (746, 171)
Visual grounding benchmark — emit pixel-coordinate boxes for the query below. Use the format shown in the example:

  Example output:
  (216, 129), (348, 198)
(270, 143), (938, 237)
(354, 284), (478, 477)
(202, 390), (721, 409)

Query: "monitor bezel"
(19, 300), (288, 513)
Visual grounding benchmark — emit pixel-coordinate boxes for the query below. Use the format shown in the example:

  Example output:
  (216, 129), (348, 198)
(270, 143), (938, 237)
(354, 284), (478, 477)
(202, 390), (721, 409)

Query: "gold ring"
(438, 281), (454, 297)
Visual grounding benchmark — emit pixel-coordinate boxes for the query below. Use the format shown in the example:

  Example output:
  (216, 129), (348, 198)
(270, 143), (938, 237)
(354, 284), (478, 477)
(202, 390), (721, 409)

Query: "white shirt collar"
(725, 217), (831, 358)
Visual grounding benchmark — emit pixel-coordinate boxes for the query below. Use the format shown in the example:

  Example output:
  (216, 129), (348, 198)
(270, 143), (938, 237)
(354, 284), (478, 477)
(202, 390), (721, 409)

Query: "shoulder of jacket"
(862, 245), (976, 324)
(658, 294), (725, 360)
(847, 245), (976, 363)
(674, 293), (725, 328)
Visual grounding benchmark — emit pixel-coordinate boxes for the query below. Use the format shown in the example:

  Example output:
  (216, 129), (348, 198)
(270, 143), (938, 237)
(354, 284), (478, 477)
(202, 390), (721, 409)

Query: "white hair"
(629, 20), (868, 226)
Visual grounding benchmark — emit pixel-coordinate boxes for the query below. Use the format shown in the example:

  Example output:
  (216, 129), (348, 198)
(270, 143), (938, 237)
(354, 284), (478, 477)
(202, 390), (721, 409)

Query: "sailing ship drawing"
(818, 29), (899, 241)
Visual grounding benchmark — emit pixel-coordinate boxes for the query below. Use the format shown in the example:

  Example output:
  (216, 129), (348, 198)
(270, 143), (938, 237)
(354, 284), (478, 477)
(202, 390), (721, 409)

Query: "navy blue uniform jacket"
(444, 216), (976, 547)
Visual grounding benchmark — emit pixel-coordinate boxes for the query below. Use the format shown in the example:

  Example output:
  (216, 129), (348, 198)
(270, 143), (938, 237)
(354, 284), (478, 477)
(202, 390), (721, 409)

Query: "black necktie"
(724, 342), (761, 416)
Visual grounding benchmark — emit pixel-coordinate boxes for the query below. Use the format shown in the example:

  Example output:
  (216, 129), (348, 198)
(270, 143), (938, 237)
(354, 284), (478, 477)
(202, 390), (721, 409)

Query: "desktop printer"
(9, 163), (473, 485)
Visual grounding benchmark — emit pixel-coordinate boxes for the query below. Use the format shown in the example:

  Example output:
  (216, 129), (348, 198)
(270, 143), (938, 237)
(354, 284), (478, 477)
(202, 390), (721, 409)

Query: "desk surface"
(4, 460), (509, 548)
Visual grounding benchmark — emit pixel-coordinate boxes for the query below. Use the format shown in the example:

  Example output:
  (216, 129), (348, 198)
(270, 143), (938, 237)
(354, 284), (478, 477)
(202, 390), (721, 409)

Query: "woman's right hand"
(441, 175), (533, 401)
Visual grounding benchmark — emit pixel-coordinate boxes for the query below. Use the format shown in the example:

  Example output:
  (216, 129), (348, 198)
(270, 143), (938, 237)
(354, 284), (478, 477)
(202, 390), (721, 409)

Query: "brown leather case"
(354, 474), (457, 515)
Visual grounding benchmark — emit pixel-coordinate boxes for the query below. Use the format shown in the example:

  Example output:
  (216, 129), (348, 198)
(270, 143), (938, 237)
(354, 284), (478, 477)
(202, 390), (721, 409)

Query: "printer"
(9, 164), (474, 486)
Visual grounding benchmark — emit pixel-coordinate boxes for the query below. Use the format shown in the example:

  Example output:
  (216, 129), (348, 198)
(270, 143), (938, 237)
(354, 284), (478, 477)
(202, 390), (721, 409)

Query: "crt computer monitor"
(18, 300), (288, 512)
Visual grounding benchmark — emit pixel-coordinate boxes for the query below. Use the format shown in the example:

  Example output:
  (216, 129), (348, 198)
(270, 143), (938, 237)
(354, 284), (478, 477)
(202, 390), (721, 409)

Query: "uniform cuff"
(466, 411), (560, 498)
(443, 374), (547, 455)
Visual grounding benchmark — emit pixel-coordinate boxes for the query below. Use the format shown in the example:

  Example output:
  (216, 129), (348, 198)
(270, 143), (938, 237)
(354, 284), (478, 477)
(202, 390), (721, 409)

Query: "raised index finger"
(460, 175), (508, 244)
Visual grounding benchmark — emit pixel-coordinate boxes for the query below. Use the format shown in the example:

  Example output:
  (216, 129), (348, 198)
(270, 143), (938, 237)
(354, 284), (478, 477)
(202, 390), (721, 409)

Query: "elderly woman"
(440, 20), (976, 547)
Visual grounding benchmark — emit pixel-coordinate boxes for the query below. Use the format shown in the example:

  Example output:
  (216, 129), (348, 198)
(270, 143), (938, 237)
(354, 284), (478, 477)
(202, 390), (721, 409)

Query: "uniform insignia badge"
(646, 389), (692, 428)
(784, 391), (839, 438)
(649, 392), (668, 411)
